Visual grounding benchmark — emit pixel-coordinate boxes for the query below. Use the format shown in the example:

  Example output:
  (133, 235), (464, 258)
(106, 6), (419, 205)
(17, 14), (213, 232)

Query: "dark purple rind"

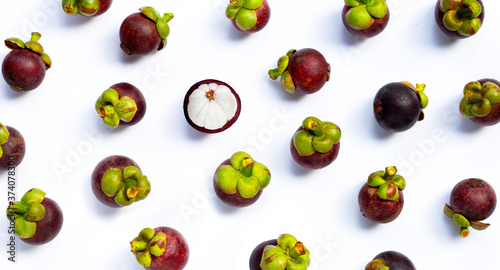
(249, 239), (278, 270)
(358, 183), (404, 224)
(2, 49), (46, 92)
(0, 126), (26, 170)
(450, 178), (496, 221)
(373, 82), (422, 132)
(95, 0), (113, 16)
(148, 227), (189, 270)
(119, 12), (162, 55)
(183, 79), (241, 134)
(231, 0), (271, 33)
(342, 5), (390, 38)
(109, 82), (147, 126)
(290, 126), (340, 170)
(288, 48), (330, 94)
(372, 251), (416, 270)
(434, 0), (485, 39)
(21, 197), (63, 245)
(213, 158), (263, 207)
(468, 78), (500, 126)
(91, 155), (141, 208)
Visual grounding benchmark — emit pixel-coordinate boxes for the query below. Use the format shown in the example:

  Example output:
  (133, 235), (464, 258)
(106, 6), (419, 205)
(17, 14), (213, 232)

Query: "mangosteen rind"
(139, 7), (173, 49)
(7, 188), (47, 239)
(260, 234), (310, 270)
(344, 0), (388, 30)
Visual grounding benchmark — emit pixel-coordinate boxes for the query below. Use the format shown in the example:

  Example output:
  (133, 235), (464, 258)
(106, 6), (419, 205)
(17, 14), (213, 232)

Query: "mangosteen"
(249, 234), (310, 270)
(131, 227), (189, 270)
(213, 151), (271, 207)
(183, 79), (241, 134)
(269, 48), (330, 94)
(0, 123), (26, 170)
(444, 178), (496, 237)
(6, 188), (63, 245)
(290, 117), (341, 170)
(62, 0), (113, 16)
(435, 0), (484, 39)
(226, 0), (271, 33)
(342, 0), (390, 38)
(365, 250), (416, 270)
(2, 32), (51, 92)
(373, 82), (428, 132)
(459, 78), (500, 126)
(120, 7), (173, 55)
(95, 82), (147, 128)
(91, 155), (151, 208)
(358, 166), (405, 223)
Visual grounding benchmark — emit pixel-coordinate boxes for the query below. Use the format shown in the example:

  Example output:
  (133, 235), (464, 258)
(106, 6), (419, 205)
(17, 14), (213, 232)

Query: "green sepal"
(345, 5), (374, 30)
(322, 122), (342, 144)
(440, 0), (461, 12)
(453, 213), (471, 227)
(243, 0), (263, 9)
(345, 0), (361, 7)
(0, 124), (10, 145)
(483, 82), (500, 104)
(261, 245), (288, 270)
(135, 176), (151, 201)
(415, 83), (428, 109)
(277, 55), (289, 75)
(281, 71), (296, 94)
(215, 165), (239, 194)
(311, 134), (334, 154)
(444, 203), (455, 218)
(114, 188), (135, 206)
(470, 220), (490, 231)
(230, 151), (253, 171)
(458, 18), (481, 37)
(123, 166), (142, 181)
(21, 188), (46, 205)
(365, 258), (389, 270)
(367, 171), (386, 187)
(98, 88), (120, 107)
(14, 216), (37, 238)
(101, 168), (124, 197)
(131, 228), (167, 267)
(4, 37), (25, 50)
(0, 147), (3, 159)
(24, 202), (45, 222)
(135, 251), (152, 267)
(237, 176), (260, 198)
(149, 232), (167, 257)
(140, 6), (160, 21)
(138, 7), (173, 50)
(293, 130), (315, 156)
(40, 53), (52, 69)
(115, 96), (138, 123)
(156, 17), (171, 40)
(235, 8), (257, 30)
(366, 0), (388, 19)
(226, 4), (240, 20)
(278, 234), (297, 250)
(253, 162), (271, 189)
(460, 81), (499, 118)
(25, 40), (44, 55)
(261, 234), (310, 270)
(443, 10), (463, 31)
(376, 182), (399, 201)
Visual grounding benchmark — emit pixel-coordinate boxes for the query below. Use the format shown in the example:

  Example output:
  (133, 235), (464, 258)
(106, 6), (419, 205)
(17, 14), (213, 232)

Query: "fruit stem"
(230, 0), (238, 3)
(456, 6), (474, 20)
(289, 242), (306, 261)
(384, 166), (397, 178)
(307, 119), (324, 137)
(268, 68), (281, 80)
(460, 227), (470, 237)
(63, 0), (77, 13)
(241, 157), (254, 178)
(130, 240), (148, 252)
(30, 32), (41, 42)
(162, 13), (174, 23)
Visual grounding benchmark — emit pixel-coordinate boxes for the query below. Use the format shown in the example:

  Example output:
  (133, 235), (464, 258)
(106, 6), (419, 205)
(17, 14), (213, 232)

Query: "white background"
(1, 0), (499, 269)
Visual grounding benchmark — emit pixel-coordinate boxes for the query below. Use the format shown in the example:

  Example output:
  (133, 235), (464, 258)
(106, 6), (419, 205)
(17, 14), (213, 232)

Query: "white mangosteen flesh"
(187, 83), (238, 130)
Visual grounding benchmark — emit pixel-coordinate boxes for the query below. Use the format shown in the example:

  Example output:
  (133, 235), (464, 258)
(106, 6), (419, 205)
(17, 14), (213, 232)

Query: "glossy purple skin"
(369, 251), (416, 270)
(2, 49), (46, 92)
(120, 13), (162, 55)
(373, 82), (422, 132)
(231, 0), (271, 33)
(91, 155), (141, 208)
(434, 0), (485, 39)
(288, 48), (330, 94)
(290, 126), (340, 170)
(213, 158), (263, 207)
(342, 5), (390, 38)
(0, 126), (26, 170)
(20, 196), (63, 245)
(249, 239), (278, 270)
(147, 227), (189, 270)
(358, 183), (404, 223)
(108, 82), (147, 126)
(466, 79), (500, 126)
(450, 178), (496, 221)
(183, 79), (241, 134)
(92, 0), (113, 16)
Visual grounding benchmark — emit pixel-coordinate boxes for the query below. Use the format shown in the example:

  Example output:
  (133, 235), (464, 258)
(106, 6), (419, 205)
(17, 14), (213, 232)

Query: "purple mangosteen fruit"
(120, 7), (173, 55)
(91, 155), (151, 208)
(290, 117), (341, 170)
(131, 227), (189, 270)
(269, 48), (330, 94)
(365, 250), (416, 270)
(342, 0), (390, 38)
(435, 0), (484, 39)
(444, 178), (496, 237)
(95, 82), (147, 128)
(249, 234), (310, 270)
(358, 166), (406, 224)
(6, 188), (63, 245)
(226, 0), (271, 33)
(459, 78), (500, 126)
(0, 123), (26, 170)
(373, 82), (428, 132)
(2, 32), (51, 92)
(62, 0), (113, 16)
(213, 151), (271, 207)
(183, 79), (241, 134)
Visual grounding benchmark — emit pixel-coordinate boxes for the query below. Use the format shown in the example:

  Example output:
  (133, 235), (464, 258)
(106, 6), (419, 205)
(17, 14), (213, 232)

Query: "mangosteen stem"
(460, 227), (470, 237)
(30, 32), (41, 42)
(268, 68), (281, 80)
(384, 166), (397, 178)
(130, 240), (148, 252)
(456, 6), (474, 20)
(289, 242), (306, 260)
(162, 13), (174, 23)
(306, 119), (324, 137)
(63, 0), (77, 13)
(241, 157), (254, 178)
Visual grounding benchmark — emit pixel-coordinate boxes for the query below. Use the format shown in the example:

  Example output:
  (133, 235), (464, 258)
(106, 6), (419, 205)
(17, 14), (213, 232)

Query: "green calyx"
(101, 166), (151, 206)
(4, 32), (51, 70)
(260, 234), (310, 270)
(6, 188), (46, 239)
(365, 258), (390, 270)
(131, 228), (167, 267)
(459, 81), (500, 118)
(293, 117), (341, 157)
(400, 81), (428, 109)
(139, 7), (174, 51)
(268, 49), (297, 94)
(62, 0), (100, 16)
(0, 123), (10, 159)
(95, 88), (138, 128)
(367, 166), (405, 201)
(444, 203), (490, 237)
(440, 0), (482, 37)
(226, 0), (263, 30)
(215, 151), (271, 199)
(344, 0), (388, 30)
